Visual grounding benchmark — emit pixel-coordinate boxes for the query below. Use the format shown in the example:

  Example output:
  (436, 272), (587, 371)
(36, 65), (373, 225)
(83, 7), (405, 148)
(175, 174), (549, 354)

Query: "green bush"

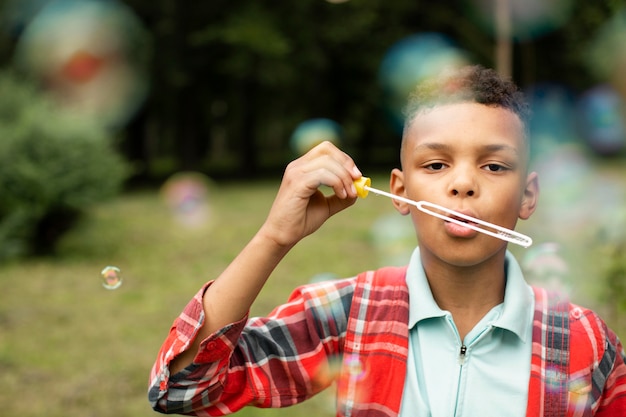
(0, 70), (129, 259)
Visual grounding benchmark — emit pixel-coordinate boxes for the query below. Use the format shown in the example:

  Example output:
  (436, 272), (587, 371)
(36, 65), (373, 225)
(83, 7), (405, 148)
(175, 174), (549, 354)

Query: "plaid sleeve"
(148, 277), (356, 415)
(562, 305), (626, 416)
(590, 315), (626, 416)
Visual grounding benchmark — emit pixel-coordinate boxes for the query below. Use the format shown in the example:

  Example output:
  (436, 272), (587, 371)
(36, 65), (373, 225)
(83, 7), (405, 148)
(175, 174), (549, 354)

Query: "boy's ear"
(390, 168), (411, 215)
(519, 171), (539, 220)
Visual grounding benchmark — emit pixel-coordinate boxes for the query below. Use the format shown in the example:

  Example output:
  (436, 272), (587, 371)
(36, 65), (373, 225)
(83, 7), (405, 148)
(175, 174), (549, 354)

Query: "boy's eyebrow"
(413, 142), (451, 152)
(482, 143), (520, 155)
(413, 142), (520, 155)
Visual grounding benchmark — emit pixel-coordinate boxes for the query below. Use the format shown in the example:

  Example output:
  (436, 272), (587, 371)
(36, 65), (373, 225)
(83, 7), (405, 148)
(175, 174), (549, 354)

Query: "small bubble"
(344, 354), (367, 380)
(337, 355), (370, 413)
(101, 265), (123, 290)
(309, 272), (339, 284)
(544, 365), (568, 393)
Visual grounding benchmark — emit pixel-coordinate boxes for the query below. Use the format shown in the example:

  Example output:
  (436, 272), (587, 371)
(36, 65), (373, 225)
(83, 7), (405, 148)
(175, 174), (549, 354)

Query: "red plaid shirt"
(149, 266), (626, 416)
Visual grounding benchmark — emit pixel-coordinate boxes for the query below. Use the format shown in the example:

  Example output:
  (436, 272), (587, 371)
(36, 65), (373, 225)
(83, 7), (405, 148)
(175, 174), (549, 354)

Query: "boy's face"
(390, 102), (539, 267)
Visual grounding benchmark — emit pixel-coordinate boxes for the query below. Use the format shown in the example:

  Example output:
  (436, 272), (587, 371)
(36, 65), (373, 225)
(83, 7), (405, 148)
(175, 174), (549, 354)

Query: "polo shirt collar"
(405, 247), (534, 343)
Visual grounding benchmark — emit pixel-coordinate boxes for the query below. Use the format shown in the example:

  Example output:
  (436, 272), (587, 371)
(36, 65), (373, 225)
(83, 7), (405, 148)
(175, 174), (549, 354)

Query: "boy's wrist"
(256, 222), (299, 251)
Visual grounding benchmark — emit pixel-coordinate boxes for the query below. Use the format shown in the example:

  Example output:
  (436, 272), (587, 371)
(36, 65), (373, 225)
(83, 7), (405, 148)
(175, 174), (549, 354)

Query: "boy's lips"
(442, 209), (481, 238)
(444, 208), (480, 223)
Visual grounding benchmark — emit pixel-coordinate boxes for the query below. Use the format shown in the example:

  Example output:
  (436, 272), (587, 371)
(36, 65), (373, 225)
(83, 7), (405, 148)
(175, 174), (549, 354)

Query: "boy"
(149, 66), (626, 416)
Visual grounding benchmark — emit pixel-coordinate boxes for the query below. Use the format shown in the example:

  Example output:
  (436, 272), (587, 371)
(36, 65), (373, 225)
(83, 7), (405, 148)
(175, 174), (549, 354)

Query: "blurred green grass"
(0, 172), (624, 417)
(0, 176), (401, 417)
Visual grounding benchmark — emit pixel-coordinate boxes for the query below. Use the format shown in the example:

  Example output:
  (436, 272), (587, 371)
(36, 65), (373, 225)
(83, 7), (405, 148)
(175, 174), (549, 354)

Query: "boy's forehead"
(406, 101), (524, 130)
(401, 102), (528, 159)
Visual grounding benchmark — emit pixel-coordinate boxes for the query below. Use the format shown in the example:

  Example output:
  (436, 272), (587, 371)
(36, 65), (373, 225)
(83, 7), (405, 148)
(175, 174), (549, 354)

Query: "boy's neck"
(421, 250), (507, 340)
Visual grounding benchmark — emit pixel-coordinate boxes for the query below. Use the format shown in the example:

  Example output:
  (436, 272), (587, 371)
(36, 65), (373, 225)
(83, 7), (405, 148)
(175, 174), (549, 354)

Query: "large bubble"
(521, 242), (569, 293)
(532, 145), (594, 236)
(463, 0), (574, 41)
(526, 83), (578, 160)
(160, 172), (213, 228)
(370, 213), (416, 266)
(585, 8), (626, 97)
(13, 0), (151, 129)
(527, 140), (626, 296)
(290, 118), (343, 155)
(378, 33), (471, 134)
(576, 84), (626, 157)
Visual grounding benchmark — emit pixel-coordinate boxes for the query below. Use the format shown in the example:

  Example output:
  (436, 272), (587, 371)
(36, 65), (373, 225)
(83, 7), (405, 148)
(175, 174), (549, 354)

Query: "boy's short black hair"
(402, 65), (531, 132)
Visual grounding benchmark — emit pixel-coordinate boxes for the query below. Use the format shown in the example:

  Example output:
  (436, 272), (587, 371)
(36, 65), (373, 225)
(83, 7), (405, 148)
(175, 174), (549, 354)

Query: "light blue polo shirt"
(399, 248), (534, 417)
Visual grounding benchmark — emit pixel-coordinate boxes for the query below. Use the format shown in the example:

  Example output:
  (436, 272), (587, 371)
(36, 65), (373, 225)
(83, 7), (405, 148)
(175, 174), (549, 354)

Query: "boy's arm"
(169, 141), (362, 374)
(149, 276), (356, 414)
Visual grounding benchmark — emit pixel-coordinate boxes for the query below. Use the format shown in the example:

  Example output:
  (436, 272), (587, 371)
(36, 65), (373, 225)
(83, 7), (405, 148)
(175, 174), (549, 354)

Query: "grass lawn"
(0, 175), (404, 417)
(0, 167), (624, 417)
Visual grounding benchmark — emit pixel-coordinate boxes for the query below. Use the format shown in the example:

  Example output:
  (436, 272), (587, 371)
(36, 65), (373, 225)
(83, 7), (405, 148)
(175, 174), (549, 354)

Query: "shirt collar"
(405, 247), (534, 343)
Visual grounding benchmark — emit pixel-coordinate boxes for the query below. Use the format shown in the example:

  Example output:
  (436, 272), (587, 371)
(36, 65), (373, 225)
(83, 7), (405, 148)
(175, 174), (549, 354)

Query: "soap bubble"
(344, 354), (367, 381)
(306, 279), (348, 324)
(576, 85), (626, 156)
(160, 172), (213, 228)
(544, 364), (568, 393)
(378, 32), (471, 133)
(309, 272), (339, 284)
(526, 83), (577, 160)
(585, 8), (626, 96)
(101, 265), (123, 290)
(370, 213), (416, 266)
(532, 145), (593, 237)
(290, 118), (343, 155)
(522, 242), (569, 293)
(13, 0), (151, 130)
(462, 0), (574, 41)
(336, 354), (370, 414)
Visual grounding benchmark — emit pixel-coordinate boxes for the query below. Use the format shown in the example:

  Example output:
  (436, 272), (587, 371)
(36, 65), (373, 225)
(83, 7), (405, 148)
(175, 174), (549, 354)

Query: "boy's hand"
(170, 142), (361, 374)
(259, 141), (362, 248)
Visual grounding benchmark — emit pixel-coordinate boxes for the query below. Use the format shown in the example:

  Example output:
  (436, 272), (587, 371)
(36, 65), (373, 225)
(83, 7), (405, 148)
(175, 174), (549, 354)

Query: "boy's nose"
(449, 172), (476, 197)
(452, 188), (475, 197)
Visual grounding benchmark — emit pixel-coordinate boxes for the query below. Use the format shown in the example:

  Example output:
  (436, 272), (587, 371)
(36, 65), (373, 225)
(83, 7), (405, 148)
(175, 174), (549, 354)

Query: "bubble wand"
(353, 177), (533, 248)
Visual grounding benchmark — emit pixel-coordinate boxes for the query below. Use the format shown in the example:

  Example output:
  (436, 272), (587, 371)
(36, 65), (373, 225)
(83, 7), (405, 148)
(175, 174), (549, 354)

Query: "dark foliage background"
(2, 0), (622, 181)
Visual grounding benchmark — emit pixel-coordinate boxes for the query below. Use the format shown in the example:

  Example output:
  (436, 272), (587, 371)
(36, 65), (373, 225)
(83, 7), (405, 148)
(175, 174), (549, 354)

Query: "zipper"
(458, 344), (467, 365)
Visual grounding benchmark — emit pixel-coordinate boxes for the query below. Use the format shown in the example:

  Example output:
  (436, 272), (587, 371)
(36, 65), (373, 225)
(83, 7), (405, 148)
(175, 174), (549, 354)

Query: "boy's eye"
(484, 163), (506, 172)
(426, 162), (446, 171)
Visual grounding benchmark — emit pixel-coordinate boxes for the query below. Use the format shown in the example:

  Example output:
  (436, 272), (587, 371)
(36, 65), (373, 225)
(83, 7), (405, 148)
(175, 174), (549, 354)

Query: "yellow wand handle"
(353, 176), (371, 198)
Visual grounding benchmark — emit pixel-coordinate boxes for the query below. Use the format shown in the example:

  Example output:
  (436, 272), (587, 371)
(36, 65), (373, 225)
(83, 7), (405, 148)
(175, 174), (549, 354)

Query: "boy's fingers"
(326, 193), (358, 217)
(296, 143), (362, 199)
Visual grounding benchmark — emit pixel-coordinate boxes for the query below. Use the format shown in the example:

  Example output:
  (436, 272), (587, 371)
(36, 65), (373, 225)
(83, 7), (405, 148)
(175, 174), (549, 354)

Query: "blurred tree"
(2, 0), (624, 180)
(0, 70), (129, 259)
(121, 0), (436, 178)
